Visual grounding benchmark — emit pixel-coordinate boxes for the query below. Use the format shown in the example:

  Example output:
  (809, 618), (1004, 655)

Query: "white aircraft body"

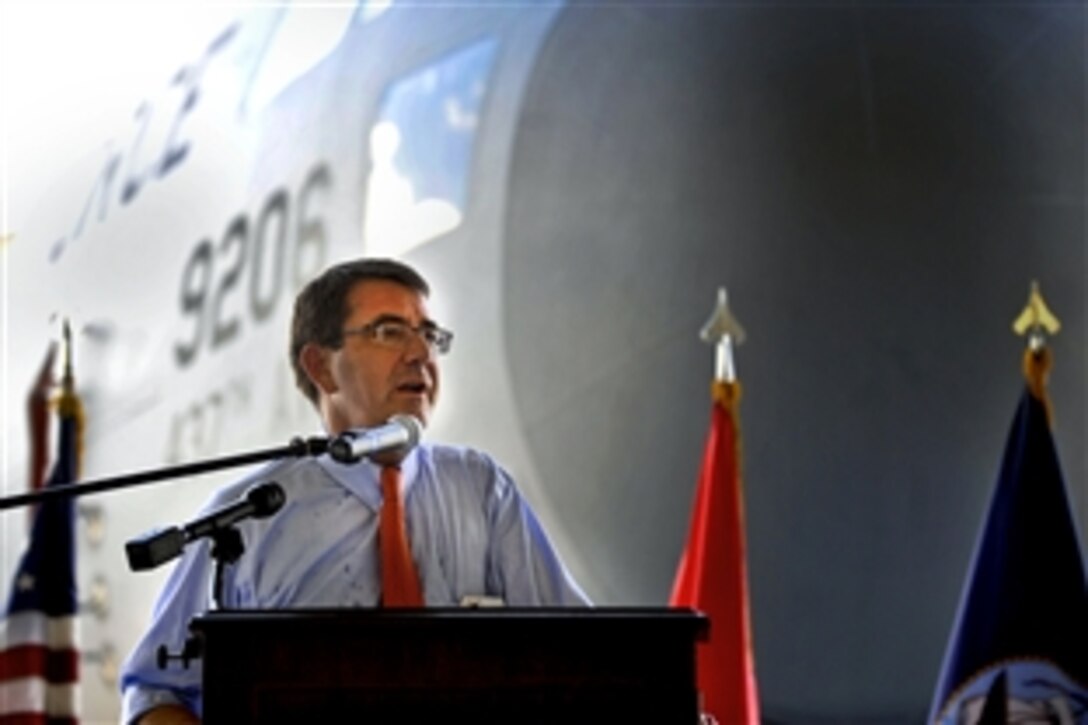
(3, 4), (576, 719)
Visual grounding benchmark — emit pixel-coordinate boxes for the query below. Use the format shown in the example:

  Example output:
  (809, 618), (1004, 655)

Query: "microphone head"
(328, 415), (424, 464)
(390, 414), (423, 448)
(246, 482), (286, 517)
(371, 414), (422, 466)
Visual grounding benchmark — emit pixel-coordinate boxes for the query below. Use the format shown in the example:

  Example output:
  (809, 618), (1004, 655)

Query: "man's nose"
(402, 329), (436, 362)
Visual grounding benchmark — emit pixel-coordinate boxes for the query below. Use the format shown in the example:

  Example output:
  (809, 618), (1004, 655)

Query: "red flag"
(671, 380), (759, 724)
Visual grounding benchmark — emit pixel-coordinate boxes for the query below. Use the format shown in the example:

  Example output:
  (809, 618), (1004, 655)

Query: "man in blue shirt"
(120, 259), (589, 724)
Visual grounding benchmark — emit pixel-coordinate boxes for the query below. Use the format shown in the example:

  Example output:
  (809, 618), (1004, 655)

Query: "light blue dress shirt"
(119, 443), (589, 723)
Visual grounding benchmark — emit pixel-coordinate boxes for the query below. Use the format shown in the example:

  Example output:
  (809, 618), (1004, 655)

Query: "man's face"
(317, 280), (440, 432)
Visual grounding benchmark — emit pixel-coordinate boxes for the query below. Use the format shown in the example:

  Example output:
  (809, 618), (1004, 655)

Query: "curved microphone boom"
(328, 415), (423, 464)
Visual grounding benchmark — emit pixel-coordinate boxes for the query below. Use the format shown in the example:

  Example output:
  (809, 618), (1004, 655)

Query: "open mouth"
(397, 382), (428, 395)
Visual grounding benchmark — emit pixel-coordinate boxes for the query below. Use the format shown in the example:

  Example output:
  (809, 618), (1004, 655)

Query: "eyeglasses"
(341, 319), (454, 355)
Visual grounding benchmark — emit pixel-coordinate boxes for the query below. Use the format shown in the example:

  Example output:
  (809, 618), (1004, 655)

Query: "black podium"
(190, 607), (707, 724)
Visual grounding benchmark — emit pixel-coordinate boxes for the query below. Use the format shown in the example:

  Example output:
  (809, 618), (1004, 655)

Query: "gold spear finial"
(54, 318), (82, 417)
(1012, 281), (1058, 422)
(1012, 280), (1060, 351)
(54, 318), (85, 472)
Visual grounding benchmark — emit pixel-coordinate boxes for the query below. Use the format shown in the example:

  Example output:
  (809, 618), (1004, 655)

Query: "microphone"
(126, 481), (286, 571)
(184, 481), (286, 539)
(328, 414), (422, 464)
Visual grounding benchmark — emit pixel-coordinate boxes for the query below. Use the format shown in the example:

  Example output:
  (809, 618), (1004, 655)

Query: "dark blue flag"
(929, 388), (1088, 724)
(0, 392), (81, 724)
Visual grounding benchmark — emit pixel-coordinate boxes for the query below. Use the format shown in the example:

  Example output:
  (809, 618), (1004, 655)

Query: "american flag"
(0, 362), (82, 724)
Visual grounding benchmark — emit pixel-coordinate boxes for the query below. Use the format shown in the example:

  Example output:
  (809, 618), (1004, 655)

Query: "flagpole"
(928, 280), (1088, 724)
(671, 285), (760, 725)
(1012, 279), (1060, 422)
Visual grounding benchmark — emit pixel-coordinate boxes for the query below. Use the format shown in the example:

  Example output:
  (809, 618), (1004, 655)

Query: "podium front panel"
(191, 607), (708, 724)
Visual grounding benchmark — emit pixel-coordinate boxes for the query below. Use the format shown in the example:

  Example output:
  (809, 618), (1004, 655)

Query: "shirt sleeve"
(118, 460), (294, 722)
(483, 459), (591, 606)
(118, 499), (234, 724)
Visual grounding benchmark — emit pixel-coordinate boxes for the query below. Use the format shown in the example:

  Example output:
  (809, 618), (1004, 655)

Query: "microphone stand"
(0, 436), (330, 511)
(153, 524), (246, 673)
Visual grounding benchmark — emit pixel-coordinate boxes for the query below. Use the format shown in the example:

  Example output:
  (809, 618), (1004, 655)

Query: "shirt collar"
(316, 445), (422, 511)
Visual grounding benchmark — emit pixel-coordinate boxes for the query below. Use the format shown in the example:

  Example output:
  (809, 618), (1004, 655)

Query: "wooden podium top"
(193, 604), (708, 630)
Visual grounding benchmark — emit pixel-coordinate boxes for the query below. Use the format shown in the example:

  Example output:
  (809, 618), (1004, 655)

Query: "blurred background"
(1, 1), (1083, 722)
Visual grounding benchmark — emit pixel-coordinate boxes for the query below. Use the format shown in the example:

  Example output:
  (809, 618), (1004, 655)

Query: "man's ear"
(299, 343), (337, 395)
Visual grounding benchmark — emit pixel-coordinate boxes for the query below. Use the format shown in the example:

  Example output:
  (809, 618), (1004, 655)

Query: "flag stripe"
(0, 614), (78, 651)
(0, 715), (78, 724)
(0, 647), (78, 684)
(0, 678), (78, 717)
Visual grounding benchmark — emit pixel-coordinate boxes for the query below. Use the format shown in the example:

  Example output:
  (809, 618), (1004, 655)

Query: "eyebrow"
(361, 313), (438, 329)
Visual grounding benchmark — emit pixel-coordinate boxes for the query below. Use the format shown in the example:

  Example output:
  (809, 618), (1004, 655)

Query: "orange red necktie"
(379, 465), (423, 606)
